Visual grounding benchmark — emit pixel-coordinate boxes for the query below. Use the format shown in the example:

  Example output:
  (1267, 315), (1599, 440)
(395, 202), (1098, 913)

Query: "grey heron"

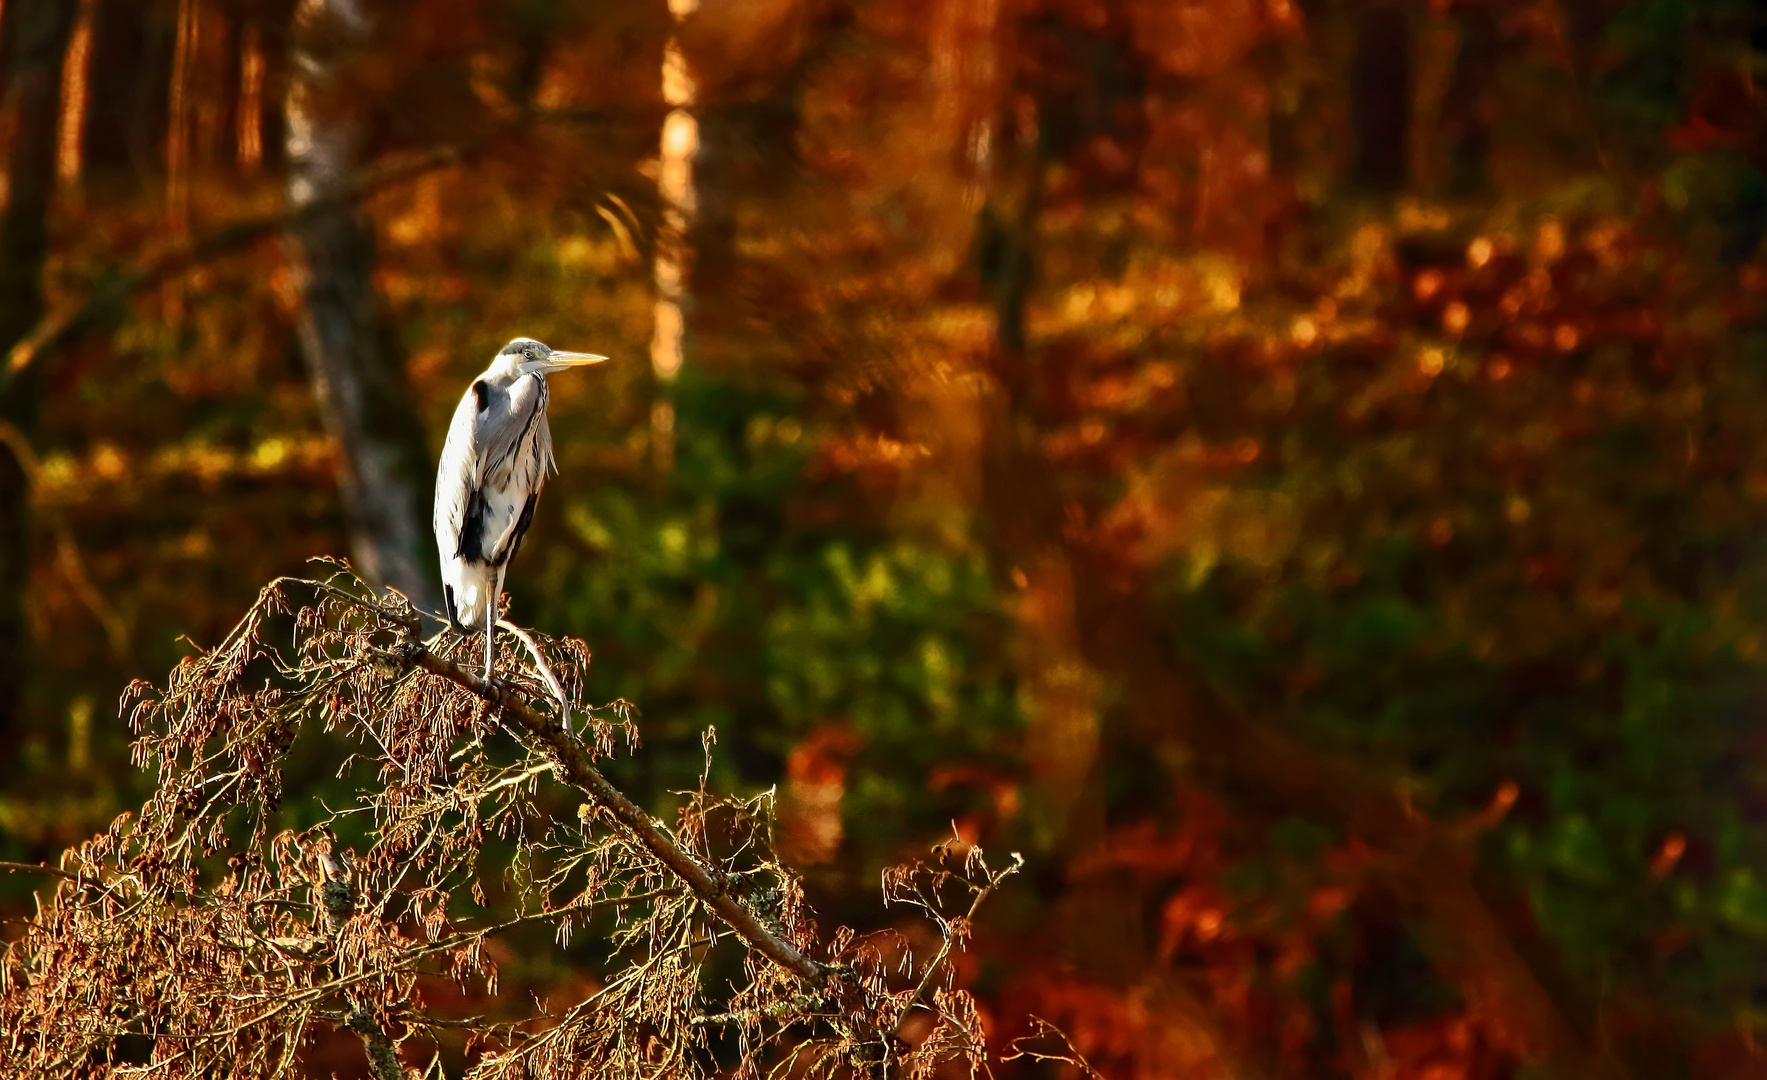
(434, 337), (606, 681)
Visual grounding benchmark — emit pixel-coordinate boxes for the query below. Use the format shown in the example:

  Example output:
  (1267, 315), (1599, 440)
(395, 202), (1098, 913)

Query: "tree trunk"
(1350, 3), (1412, 192)
(0, 0), (77, 735)
(283, 0), (441, 615)
(649, 0), (700, 473)
(83, 0), (176, 192)
(1439, 5), (1498, 196)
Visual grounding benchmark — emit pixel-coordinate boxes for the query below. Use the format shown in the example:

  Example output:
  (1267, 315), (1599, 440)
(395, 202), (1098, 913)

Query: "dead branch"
(1002, 1015), (1106, 1078)
(0, 569), (1040, 1079)
(887, 847), (1023, 1039)
(403, 636), (832, 987)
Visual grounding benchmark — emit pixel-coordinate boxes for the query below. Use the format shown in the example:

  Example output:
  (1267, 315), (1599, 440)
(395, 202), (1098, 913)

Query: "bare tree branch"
(1002, 1015), (1106, 1078)
(0, 570), (1041, 1077)
(889, 848), (1022, 1039)
(402, 635), (832, 987)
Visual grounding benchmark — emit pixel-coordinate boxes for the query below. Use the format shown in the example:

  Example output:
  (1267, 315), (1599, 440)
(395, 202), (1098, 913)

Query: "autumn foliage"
(3, 0), (1767, 1077)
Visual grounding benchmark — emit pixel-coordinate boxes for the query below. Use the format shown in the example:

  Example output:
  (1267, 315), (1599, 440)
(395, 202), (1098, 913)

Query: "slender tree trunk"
(1350, 3), (1412, 192)
(283, 0), (441, 615)
(974, 66), (1105, 847)
(83, 0), (177, 192)
(55, 0), (93, 192)
(1439, 5), (1498, 196)
(649, 0), (698, 473)
(0, 0), (77, 734)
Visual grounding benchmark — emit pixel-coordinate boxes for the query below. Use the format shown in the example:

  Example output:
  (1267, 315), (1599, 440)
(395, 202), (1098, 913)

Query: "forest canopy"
(1, 0), (1766, 1077)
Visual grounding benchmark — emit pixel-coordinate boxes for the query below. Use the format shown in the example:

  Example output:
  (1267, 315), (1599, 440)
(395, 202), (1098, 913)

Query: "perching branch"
(402, 629), (832, 987)
(294, 571), (833, 985)
(0, 569), (1036, 1078)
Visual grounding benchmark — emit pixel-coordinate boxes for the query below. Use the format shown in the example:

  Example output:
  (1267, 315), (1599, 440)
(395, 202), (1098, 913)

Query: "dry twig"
(0, 569), (1040, 1079)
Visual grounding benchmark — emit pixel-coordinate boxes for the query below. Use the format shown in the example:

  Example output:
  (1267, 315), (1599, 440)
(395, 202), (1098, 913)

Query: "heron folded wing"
(434, 387), (481, 561)
(474, 374), (545, 492)
(459, 489), (489, 561)
(487, 491), (540, 565)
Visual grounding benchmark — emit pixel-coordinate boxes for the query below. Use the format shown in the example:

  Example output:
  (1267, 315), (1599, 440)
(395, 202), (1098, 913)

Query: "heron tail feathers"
(440, 557), (497, 633)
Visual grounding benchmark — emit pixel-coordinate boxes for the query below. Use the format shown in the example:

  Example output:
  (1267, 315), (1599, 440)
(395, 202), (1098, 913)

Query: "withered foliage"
(0, 568), (1026, 1078)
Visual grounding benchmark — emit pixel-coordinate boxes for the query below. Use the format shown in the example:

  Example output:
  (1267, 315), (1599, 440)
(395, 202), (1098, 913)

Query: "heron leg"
(483, 593), (495, 682)
(484, 564), (507, 682)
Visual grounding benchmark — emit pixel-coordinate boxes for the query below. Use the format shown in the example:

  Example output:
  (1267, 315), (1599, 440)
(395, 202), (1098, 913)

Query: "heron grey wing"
(481, 376), (550, 563)
(474, 374), (546, 493)
(435, 388), (482, 559)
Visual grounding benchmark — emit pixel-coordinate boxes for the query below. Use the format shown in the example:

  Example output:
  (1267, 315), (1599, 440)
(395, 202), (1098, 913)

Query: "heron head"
(499, 337), (607, 375)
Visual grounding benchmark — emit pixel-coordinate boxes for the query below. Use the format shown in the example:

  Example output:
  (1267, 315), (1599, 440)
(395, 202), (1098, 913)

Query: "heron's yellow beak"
(543, 351), (608, 370)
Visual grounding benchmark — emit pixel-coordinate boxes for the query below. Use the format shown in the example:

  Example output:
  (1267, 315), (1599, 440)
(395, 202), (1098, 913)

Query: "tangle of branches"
(0, 567), (1035, 1078)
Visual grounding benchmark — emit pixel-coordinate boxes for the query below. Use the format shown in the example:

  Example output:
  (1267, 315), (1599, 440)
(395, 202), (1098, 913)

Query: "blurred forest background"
(2, 0), (1767, 1075)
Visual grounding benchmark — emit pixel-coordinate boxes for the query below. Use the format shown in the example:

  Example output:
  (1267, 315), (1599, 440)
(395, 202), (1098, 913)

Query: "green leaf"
(1719, 869), (1767, 938)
